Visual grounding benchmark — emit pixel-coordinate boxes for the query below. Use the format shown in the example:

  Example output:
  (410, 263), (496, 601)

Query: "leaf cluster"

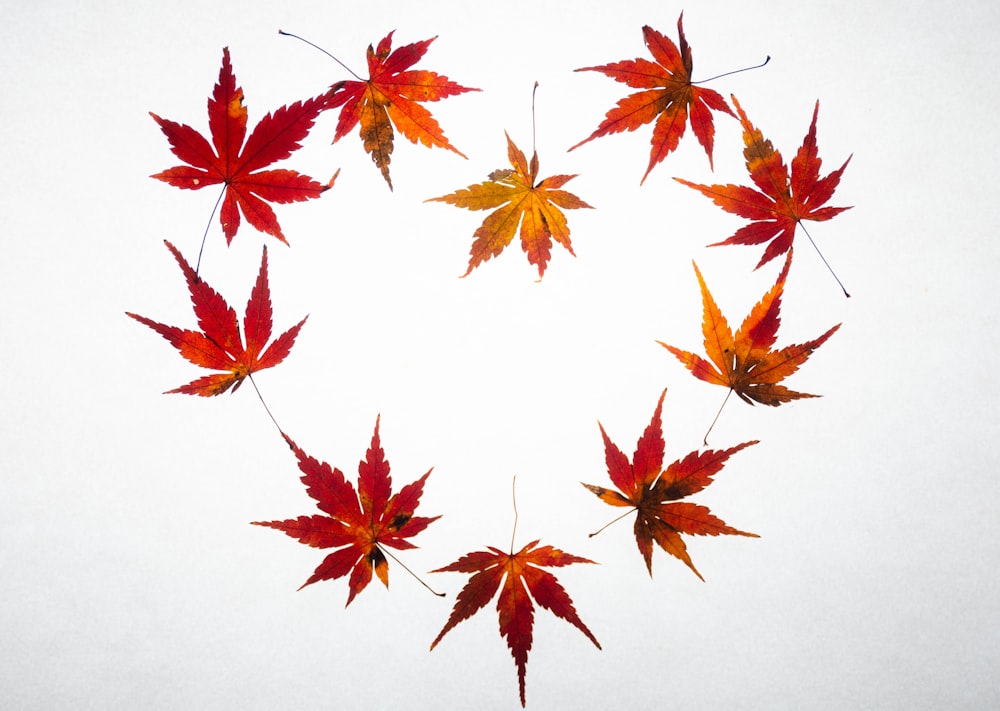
(129, 15), (852, 707)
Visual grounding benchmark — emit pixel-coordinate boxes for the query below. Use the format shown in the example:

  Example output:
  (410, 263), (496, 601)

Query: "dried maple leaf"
(431, 539), (600, 707)
(427, 132), (593, 278)
(327, 31), (479, 189)
(582, 389), (758, 579)
(658, 250), (840, 408)
(253, 419), (439, 606)
(675, 96), (852, 269)
(127, 240), (306, 396)
(150, 47), (333, 245)
(569, 14), (735, 183)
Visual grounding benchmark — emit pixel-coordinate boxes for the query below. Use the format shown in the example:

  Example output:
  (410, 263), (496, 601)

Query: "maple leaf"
(658, 250), (840, 408)
(253, 419), (439, 606)
(150, 47), (333, 245)
(327, 31), (479, 189)
(126, 240), (306, 396)
(569, 14), (735, 183)
(674, 96), (852, 269)
(431, 539), (600, 707)
(582, 389), (758, 579)
(427, 132), (593, 277)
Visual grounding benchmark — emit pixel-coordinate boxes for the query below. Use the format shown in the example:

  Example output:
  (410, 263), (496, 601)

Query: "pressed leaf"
(658, 250), (841, 406)
(582, 389), (758, 579)
(431, 539), (599, 707)
(126, 240), (306, 396)
(253, 418), (439, 606)
(427, 132), (593, 277)
(570, 14), (735, 183)
(675, 96), (852, 268)
(151, 47), (333, 244)
(327, 31), (479, 189)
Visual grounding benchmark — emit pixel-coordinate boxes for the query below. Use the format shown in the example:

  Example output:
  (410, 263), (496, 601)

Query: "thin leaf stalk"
(247, 373), (284, 436)
(704, 388), (734, 446)
(278, 29), (364, 81)
(798, 221), (850, 297)
(196, 186), (227, 275)
(378, 544), (446, 598)
(692, 55), (771, 85)
(587, 508), (635, 538)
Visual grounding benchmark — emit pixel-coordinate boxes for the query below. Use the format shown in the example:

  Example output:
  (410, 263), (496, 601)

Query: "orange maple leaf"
(127, 240), (306, 396)
(427, 132), (593, 277)
(327, 31), (479, 189)
(658, 250), (840, 411)
(570, 14), (735, 183)
(150, 47), (333, 245)
(253, 419), (439, 606)
(582, 389), (758, 579)
(431, 539), (600, 707)
(675, 96), (852, 269)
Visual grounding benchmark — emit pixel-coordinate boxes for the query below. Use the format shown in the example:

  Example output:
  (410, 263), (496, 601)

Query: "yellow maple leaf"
(427, 132), (593, 278)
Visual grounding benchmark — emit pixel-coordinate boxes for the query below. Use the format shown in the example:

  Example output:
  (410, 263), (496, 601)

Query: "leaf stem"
(195, 186), (226, 276)
(247, 373), (284, 437)
(587, 508), (634, 538)
(531, 81), (539, 157)
(798, 221), (850, 297)
(692, 55), (770, 85)
(378, 544), (446, 597)
(510, 475), (519, 554)
(278, 29), (364, 82)
(704, 388), (734, 446)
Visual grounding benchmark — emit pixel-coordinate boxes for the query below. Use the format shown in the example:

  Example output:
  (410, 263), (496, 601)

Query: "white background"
(2, 1), (998, 708)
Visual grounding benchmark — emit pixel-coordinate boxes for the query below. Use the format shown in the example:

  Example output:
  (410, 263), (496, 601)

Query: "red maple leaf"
(582, 389), (758, 579)
(570, 14), (735, 183)
(327, 31), (479, 189)
(253, 419), (439, 606)
(431, 539), (600, 707)
(675, 96), (852, 269)
(150, 47), (333, 245)
(126, 240), (306, 396)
